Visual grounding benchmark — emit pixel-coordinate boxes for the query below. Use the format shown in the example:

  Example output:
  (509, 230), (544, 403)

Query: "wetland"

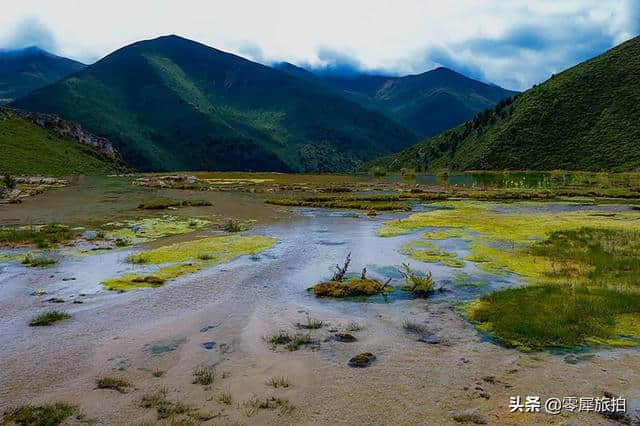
(1, 171), (640, 425)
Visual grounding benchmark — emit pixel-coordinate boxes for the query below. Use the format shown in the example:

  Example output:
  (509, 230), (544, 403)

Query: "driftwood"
(332, 252), (351, 282)
(383, 277), (393, 286)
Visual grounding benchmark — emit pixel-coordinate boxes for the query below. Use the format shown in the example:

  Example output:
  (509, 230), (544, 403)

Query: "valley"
(1, 173), (639, 424)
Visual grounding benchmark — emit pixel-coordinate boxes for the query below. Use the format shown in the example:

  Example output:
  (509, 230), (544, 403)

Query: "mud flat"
(1, 175), (639, 424)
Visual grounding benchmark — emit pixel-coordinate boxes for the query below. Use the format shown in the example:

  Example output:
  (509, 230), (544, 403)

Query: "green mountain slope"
(0, 47), (86, 104)
(373, 36), (640, 172)
(13, 35), (418, 172)
(276, 63), (517, 138)
(0, 108), (120, 175)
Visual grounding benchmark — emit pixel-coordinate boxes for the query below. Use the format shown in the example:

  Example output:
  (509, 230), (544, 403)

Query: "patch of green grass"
(0, 109), (119, 176)
(265, 195), (411, 212)
(266, 376), (290, 388)
(0, 224), (76, 248)
(137, 199), (182, 210)
(22, 253), (57, 267)
(222, 220), (243, 233)
(192, 367), (215, 385)
(183, 199), (212, 207)
(96, 377), (131, 393)
(152, 369), (165, 378)
(468, 284), (640, 350)
(2, 403), (77, 426)
(466, 227), (640, 349)
(29, 311), (70, 326)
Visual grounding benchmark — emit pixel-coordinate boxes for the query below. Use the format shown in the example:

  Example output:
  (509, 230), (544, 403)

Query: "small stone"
(348, 352), (376, 368)
(334, 333), (356, 342)
(418, 335), (441, 344)
(47, 297), (65, 303)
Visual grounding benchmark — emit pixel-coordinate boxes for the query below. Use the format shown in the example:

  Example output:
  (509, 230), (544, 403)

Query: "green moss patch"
(311, 278), (393, 298)
(402, 240), (464, 268)
(102, 216), (210, 245)
(137, 199), (212, 209)
(380, 202), (640, 350)
(468, 285), (640, 350)
(466, 227), (640, 350)
(103, 235), (275, 290)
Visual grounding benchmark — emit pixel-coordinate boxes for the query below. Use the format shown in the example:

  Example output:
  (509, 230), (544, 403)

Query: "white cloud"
(0, 0), (637, 89)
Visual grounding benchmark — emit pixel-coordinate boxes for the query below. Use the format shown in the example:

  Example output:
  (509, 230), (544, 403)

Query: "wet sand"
(1, 181), (639, 425)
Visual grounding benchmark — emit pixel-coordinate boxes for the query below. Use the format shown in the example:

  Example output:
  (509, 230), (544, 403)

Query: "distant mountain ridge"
(13, 35), (419, 172)
(0, 47), (85, 104)
(370, 36), (640, 172)
(275, 63), (518, 138)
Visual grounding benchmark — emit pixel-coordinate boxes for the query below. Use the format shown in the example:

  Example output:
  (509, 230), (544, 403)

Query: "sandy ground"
(1, 190), (639, 425)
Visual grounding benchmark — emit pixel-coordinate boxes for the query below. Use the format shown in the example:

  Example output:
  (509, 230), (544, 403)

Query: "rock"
(334, 333), (356, 342)
(30, 289), (47, 296)
(47, 297), (65, 303)
(200, 324), (219, 332)
(451, 411), (487, 424)
(417, 335), (441, 344)
(482, 376), (496, 384)
(348, 352), (376, 368)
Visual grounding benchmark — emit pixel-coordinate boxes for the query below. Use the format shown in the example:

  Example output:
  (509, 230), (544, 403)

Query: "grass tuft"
(192, 367), (215, 385)
(218, 390), (232, 405)
(22, 253), (57, 267)
(266, 376), (290, 388)
(29, 311), (70, 326)
(96, 377), (131, 393)
(2, 403), (77, 426)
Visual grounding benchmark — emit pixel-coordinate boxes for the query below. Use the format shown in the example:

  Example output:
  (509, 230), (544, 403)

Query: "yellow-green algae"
(379, 201), (640, 350)
(103, 235), (275, 291)
(401, 240), (464, 268)
(102, 216), (210, 245)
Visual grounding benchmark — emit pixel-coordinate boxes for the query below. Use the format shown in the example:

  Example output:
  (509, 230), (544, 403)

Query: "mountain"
(275, 64), (518, 138)
(0, 108), (122, 176)
(371, 36), (640, 173)
(12, 35), (418, 172)
(0, 47), (86, 104)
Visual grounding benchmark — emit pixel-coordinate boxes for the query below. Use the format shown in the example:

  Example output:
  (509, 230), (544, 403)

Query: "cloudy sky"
(1, 0), (638, 90)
